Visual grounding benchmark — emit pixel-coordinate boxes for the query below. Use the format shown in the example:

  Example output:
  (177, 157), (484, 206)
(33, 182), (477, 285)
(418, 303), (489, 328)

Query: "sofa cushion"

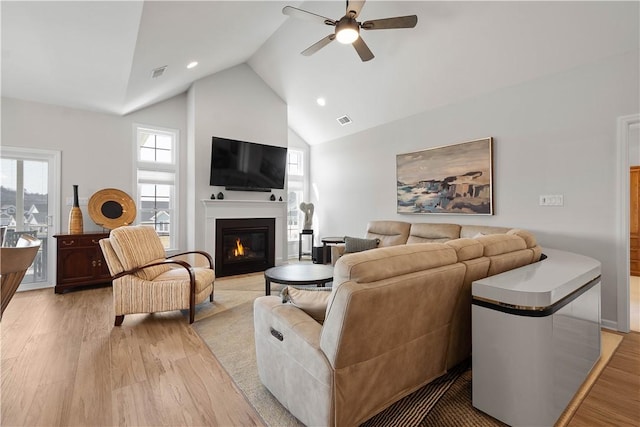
(365, 220), (411, 247)
(281, 286), (331, 323)
(334, 243), (458, 285)
(460, 225), (511, 239)
(507, 229), (538, 248)
(407, 223), (461, 244)
(344, 236), (380, 253)
(445, 238), (484, 261)
(476, 234), (527, 256)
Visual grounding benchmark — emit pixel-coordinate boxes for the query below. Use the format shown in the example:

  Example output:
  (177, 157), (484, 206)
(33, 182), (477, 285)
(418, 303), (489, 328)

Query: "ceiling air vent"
(151, 65), (167, 79)
(337, 115), (352, 126)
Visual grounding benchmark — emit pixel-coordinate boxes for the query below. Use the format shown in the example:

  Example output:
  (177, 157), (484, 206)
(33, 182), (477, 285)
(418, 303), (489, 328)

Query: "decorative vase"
(68, 185), (84, 234)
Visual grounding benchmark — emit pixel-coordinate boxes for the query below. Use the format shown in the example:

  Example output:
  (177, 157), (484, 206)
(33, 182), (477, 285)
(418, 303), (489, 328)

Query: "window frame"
(287, 148), (306, 243)
(133, 124), (179, 251)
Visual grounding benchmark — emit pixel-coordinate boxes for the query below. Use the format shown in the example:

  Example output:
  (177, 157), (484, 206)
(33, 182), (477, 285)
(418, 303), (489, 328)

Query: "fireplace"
(215, 218), (275, 277)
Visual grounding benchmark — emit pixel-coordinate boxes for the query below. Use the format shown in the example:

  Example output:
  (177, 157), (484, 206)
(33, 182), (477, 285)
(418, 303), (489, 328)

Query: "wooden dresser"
(631, 166), (640, 276)
(54, 232), (112, 293)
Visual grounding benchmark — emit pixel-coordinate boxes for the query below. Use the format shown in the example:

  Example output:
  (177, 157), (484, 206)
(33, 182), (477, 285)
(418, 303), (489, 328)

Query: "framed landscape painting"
(396, 137), (493, 215)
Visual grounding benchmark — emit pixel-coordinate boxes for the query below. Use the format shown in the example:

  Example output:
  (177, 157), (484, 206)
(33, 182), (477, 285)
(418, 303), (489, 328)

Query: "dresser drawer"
(57, 234), (108, 248)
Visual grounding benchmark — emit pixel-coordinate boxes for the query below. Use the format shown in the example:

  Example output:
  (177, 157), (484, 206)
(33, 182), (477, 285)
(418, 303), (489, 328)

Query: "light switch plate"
(539, 195), (564, 206)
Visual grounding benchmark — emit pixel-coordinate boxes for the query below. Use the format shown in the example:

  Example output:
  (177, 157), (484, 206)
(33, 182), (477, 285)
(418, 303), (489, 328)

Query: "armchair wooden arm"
(112, 259), (195, 282)
(168, 250), (214, 270)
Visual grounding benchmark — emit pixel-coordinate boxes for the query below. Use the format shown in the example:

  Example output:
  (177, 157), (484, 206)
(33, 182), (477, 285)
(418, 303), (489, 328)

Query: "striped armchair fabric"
(99, 225), (214, 325)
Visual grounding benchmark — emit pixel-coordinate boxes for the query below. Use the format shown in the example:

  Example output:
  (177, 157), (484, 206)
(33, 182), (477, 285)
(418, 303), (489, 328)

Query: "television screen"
(210, 137), (287, 191)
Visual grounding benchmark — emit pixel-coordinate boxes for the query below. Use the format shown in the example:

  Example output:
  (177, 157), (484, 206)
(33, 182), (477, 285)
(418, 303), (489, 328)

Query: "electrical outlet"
(539, 195), (564, 206)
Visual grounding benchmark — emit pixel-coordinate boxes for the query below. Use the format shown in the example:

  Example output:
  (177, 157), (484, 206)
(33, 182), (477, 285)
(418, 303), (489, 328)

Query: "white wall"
(310, 49), (640, 327)
(2, 64), (288, 257)
(2, 98), (130, 233)
(187, 63), (288, 250)
(2, 94), (187, 241)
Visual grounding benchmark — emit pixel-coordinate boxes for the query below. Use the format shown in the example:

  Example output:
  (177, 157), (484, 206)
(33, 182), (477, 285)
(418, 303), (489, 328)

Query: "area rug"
(193, 272), (623, 427)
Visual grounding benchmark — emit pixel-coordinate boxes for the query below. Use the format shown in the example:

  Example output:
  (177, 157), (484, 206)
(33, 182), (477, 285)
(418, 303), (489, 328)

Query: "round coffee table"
(264, 264), (334, 295)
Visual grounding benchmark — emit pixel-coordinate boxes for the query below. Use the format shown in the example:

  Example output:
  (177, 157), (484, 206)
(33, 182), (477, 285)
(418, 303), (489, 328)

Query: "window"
(287, 149), (304, 176)
(135, 126), (178, 250)
(287, 149), (305, 241)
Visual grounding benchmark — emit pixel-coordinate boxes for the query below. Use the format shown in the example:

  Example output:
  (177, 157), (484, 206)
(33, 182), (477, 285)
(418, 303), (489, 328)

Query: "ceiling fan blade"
(361, 15), (418, 30)
(352, 37), (374, 62)
(283, 6), (336, 26)
(346, 0), (366, 18)
(301, 34), (336, 56)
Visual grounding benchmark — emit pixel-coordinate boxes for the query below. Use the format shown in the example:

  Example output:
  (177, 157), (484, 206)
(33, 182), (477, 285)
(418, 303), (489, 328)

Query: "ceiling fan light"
(336, 27), (359, 44)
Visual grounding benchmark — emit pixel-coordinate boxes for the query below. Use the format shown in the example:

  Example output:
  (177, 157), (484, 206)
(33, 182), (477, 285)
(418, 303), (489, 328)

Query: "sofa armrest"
(331, 244), (346, 265)
(253, 296), (333, 426)
(254, 296), (331, 382)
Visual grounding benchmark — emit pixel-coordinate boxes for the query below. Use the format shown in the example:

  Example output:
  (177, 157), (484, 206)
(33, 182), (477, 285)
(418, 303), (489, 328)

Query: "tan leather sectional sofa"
(331, 220), (534, 262)
(254, 221), (541, 427)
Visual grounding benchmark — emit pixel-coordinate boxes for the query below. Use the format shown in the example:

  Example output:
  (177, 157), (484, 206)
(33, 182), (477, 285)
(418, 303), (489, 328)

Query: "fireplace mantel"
(202, 199), (288, 266)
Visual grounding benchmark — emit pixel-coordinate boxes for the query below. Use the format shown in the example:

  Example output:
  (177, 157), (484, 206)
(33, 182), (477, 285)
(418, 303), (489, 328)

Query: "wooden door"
(631, 166), (640, 276)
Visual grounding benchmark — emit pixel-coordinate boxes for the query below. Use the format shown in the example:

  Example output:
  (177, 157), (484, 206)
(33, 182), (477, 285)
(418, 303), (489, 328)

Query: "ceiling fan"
(282, 0), (418, 62)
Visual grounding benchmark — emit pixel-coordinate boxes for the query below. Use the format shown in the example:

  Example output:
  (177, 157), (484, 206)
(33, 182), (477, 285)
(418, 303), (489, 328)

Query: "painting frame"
(396, 137), (493, 215)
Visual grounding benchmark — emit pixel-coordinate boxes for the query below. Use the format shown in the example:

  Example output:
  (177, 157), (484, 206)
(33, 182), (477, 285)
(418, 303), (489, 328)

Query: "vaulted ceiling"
(2, 1), (638, 145)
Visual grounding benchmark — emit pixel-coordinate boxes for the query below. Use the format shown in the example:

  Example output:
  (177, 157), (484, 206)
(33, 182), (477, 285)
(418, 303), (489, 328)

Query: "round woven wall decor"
(88, 188), (136, 229)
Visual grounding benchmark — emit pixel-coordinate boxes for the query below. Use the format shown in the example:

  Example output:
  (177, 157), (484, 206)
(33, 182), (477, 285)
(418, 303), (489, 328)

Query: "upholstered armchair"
(99, 225), (214, 325)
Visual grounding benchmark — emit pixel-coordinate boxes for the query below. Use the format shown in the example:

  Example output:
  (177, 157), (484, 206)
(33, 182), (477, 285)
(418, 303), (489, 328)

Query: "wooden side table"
(321, 236), (345, 265)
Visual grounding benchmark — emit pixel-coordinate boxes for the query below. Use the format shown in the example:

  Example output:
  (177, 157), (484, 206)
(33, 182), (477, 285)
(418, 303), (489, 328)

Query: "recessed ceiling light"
(187, 61), (199, 69)
(316, 97), (326, 106)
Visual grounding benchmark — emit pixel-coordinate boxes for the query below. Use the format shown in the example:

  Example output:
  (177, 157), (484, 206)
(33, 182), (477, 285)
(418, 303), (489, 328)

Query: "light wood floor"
(1, 285), (264, 426)
(2, 283), (639, 426)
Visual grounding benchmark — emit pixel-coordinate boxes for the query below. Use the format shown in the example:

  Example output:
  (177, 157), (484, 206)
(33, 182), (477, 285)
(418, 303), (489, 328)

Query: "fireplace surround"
(202, 199), (288, 274)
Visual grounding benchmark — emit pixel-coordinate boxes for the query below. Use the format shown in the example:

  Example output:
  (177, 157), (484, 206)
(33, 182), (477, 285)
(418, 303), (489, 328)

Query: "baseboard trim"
(601, 318), (618, 331)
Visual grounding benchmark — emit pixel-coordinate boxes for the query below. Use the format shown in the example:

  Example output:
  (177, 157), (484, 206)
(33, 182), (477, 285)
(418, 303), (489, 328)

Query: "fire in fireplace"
(215, 218), (275, 277)
(233, 239), (244, 257)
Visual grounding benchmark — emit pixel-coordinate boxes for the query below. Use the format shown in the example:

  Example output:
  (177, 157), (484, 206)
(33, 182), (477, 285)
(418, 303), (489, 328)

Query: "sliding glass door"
(0, 147), (60, 290)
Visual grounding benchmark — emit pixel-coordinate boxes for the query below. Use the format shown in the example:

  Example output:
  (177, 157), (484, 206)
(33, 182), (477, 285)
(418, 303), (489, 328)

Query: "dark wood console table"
(54, 232), (111, 293)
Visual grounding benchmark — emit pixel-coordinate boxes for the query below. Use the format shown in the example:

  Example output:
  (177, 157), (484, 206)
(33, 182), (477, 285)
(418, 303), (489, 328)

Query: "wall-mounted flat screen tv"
(210, 136), (287, 191)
